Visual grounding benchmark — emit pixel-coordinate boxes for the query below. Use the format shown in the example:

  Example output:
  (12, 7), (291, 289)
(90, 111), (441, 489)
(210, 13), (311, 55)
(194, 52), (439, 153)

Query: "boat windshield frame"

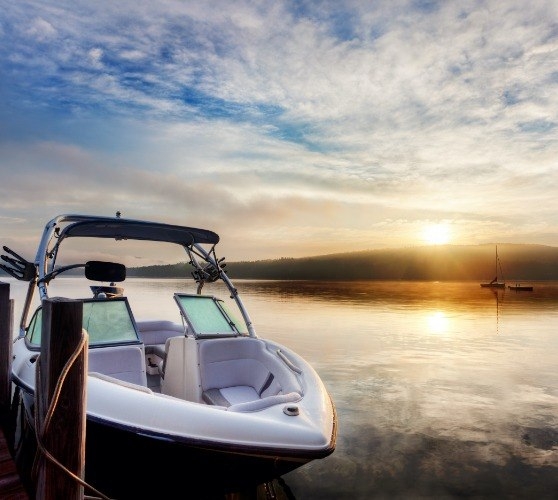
(18, 214), (257, 338)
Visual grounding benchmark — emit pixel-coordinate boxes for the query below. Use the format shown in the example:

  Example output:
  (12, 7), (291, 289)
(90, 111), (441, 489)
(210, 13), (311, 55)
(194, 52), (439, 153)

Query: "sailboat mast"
(495, 245), (498, 279)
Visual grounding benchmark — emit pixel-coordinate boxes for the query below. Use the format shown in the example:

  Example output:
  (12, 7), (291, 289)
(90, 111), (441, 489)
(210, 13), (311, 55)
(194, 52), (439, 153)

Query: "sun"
(422, 223), (451, 245)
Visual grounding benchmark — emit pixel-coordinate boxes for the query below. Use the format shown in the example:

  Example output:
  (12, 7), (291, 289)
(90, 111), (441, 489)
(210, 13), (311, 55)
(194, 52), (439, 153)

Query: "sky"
(1, 0), (558, 265)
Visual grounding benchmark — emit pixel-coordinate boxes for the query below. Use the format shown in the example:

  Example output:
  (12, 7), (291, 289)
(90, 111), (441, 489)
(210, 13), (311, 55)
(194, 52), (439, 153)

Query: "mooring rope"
(31, 329), (112, 500)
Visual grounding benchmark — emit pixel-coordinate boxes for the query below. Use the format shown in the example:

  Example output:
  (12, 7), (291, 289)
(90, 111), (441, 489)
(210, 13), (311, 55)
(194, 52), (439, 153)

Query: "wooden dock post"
(0, 281), (31, 499)
(35, 297), (87, 500)
(0, 281), (13, 422)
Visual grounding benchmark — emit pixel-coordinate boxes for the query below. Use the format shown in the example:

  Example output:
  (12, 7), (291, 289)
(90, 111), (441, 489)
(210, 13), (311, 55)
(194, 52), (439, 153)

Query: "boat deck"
(0, 426), (29, 499)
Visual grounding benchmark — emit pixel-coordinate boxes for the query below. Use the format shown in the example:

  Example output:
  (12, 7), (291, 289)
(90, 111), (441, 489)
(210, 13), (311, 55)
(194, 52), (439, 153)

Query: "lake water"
(4, 278), (558, 499)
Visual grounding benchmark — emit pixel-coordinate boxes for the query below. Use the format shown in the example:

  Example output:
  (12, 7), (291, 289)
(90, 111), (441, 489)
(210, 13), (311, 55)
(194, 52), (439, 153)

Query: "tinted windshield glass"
(25, 298), (140, 347)
(83, 299), (139, 344)
(174, 294), (243, 337)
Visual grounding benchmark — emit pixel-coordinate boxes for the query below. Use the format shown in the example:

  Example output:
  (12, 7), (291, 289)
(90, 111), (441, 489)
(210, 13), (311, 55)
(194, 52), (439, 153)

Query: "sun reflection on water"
(427, 310), (449, 334)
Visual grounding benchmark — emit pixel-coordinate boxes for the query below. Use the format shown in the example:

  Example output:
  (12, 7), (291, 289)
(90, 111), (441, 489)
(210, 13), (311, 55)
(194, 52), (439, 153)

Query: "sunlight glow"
(427, 311), (449, 334)
(422, 223), (451, 245)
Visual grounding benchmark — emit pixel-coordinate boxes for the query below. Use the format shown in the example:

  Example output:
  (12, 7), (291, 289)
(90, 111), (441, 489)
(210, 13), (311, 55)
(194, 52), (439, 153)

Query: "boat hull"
(86, 421), (310, 498)
(11, 386), (333, 498)
(10, 333), (336, 498)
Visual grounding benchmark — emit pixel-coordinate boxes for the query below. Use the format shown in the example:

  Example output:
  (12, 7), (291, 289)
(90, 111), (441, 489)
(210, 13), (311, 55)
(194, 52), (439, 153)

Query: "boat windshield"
(26, 297), (141, 347)
(173, 294), (247, 338)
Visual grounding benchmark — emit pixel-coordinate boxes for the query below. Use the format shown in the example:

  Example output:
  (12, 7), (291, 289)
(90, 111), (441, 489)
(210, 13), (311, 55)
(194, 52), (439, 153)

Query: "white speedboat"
(2, 214), (337, 498)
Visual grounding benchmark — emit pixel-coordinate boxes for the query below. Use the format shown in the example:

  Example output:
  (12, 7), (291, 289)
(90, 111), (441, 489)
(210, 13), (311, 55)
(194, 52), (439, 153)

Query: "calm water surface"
(5, 279), (558, 499)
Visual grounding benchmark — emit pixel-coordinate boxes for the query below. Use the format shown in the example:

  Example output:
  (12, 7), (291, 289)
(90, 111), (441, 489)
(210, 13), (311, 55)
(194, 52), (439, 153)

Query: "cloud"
(25, 17), (57, 41)
(1, 0), (558, 260)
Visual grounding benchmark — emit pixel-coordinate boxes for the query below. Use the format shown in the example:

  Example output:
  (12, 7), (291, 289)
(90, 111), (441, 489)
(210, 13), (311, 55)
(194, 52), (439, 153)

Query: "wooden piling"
(35, 297), (87, 500)
(0, 281), (13, 419)
(0, 281), (30, 499)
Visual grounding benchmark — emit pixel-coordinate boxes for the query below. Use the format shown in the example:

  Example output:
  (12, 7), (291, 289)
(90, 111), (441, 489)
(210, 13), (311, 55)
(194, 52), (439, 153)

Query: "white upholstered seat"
(198, 337), (302, 411)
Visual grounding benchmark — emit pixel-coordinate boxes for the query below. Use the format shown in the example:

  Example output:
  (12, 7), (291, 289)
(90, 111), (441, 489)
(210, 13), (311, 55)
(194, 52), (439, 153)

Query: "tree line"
(124, 243), (558, 281)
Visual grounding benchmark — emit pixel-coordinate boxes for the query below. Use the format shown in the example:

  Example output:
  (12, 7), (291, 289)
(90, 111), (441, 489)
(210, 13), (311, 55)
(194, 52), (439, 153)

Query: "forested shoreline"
(124, 243), (558, 281)
(3, 243), (557, 281)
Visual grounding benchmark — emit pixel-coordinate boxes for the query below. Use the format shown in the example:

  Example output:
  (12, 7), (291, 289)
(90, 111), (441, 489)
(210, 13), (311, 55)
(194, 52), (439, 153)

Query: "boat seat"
(137, 320), (185, 346)
(137, 320), (185, 371)
(199, 337), (302, 411)
(88, 344), (147, 386)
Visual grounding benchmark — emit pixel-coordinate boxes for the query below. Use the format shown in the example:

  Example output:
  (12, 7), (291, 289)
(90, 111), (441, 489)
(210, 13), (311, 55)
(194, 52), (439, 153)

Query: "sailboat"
(480, 245), (505, 288)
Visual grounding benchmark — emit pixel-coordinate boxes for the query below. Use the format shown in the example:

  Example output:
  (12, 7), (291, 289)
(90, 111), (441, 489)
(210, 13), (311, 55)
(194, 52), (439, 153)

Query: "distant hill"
(124, 243), (558, 281)
(4, 243), (557, 281)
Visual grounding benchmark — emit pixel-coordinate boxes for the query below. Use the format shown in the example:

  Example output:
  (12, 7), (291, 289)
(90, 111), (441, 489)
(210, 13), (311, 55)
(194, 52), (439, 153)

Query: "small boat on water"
(1, 213), (337, 498)
(480, 278), (505, 289)
(508, 284), (534, 291)
(480, 245), (506, 288)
